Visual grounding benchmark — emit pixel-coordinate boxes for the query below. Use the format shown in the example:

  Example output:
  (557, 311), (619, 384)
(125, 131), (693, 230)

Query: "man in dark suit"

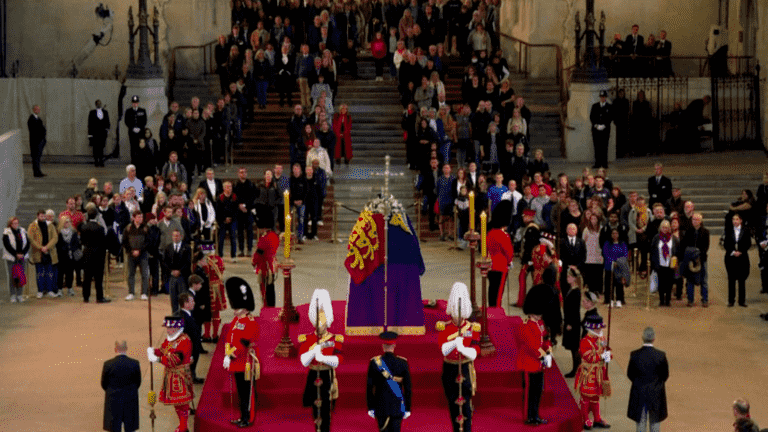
(179, 292), (205, 384)
(81, 208), (111, 303)
(590, 91), (612, 169)
(88, 99), (111, 167)
(655, 31), (673, 77)
(124, 95), (147, 165)
(198, 168), (223, 202)
(624, 24), (645, 77)
(560, 222), (586, 291)
(27, 104), (46, 177)
(627, 327), (668, 432)
(647, 162), (673, 207)
(164, 229), (191, 313)
(724, 213), (751, 307)
(419, 158), (440, 231)
(367, 331), (412, 432)
(101, 340), (141, 432)
(681, 213), (710, 307)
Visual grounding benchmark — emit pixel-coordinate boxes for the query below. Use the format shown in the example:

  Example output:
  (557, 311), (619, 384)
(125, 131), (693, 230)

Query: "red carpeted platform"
(195, 301), (582, 432)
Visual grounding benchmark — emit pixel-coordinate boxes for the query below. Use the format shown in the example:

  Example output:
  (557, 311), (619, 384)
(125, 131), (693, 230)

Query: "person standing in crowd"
(122, 210), (149, 301)
(165, 229), (191, 314)
(724, 213), (751, 307)
(682, 212), (710, 307)
(217, 181), (239, 262)
(582, 213), (604, 297)
(28, 210), (59, 298)
(366, 331), (413, 432)
(178, 292), (205, 384)
(602, 227), (629, 307)
(732, 399), (761, 432)
(627, 327), (668, 432)
(124, 96), (147, 165)
(648, 163), (672, 207)
(562, 267), (584, 378)
(649, 220), (679, 307)
(56, 216), (81, 297)
(234, 167), (257, 258)
(27, 104), (47, 177)
(3, 217), (30, 303)
(88, 99), (111, 167)
(589, 91), (612, 169)
(80, 208), (109, 303)
(101, 340), (141, 432)
(290, 163), (308, 244)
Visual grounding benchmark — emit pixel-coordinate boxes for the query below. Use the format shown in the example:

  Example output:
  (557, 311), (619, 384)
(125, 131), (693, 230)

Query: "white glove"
(147, 347), (159, 363)
(457, 344), (478, 361)
(543, 354), (553, 368)
(404, 411), (411, 419)
(368, 410), (375, 418)
(601, 351), (612, 363)
(558, 260), (563, 267)
(132, 127), (140, 133)
(223, 356), (231, 370)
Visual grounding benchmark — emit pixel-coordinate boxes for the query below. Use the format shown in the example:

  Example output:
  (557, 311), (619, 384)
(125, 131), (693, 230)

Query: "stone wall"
(6, 0), (231, 79)
(0, 130), (24, 296)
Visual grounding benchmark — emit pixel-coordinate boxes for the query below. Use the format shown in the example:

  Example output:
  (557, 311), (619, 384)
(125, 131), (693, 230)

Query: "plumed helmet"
(225, 276), (256, 312)
(490, 200), (512, 229)
(447, 282), (472, 319)
(308, 288), (334, 328)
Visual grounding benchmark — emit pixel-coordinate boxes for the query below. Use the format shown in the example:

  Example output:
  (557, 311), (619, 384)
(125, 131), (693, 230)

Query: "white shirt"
(569, 236), (576, 246)
(734, 226), (741, 240)
(174, 242), (181, 253)
(96, 109), (104, 120)
(206, 179), (217, 197)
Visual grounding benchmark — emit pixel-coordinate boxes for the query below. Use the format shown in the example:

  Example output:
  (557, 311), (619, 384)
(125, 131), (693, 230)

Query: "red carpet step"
(195, 301), (582, 431)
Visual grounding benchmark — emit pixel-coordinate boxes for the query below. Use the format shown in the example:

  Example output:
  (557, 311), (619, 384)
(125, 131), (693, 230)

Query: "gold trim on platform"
(387, 326), (426, 336)
(345, 325), (385, 336)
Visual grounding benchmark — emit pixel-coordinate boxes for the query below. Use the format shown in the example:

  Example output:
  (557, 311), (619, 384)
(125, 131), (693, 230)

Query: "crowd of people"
(606, 24), (674, 77)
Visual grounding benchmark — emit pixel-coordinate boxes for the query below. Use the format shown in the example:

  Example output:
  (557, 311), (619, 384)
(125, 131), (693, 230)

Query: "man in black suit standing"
(124, 95), (147, 165)
(198, 168), (223, 202)
(724, 213), (751, 307)
(367, 331), (412, 432)
(179, 292), (205, 384)
(647, 162), (673, 207)
(101, 340), (141, 432)
(88, 99), (111, 167)
(590, 91), (612, 169)
(81, 207), (111, 303)
(627, 327), (668, 432)
(27, 104), (46, 177)
(164, 229), (191, 313)
(559, 223), (586, 291)
(624, 24), (645, 77)
(655, 31), (673, 77)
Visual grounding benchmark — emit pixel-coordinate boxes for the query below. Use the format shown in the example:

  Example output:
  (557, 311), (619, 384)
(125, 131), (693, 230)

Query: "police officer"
(590, 90), (612, 169)
(124, 95), (147, 164)
(366, 331), (412, 432)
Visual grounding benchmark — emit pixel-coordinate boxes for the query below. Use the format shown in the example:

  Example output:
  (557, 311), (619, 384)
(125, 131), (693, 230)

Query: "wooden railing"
(168, 39), (218, 100)
(498, 32), (568, 156)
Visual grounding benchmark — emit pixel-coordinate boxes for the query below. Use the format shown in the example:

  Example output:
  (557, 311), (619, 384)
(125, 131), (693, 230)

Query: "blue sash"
(374, 356), (405, 414)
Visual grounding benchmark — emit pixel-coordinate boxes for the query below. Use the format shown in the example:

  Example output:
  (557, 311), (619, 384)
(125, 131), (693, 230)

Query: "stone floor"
(1, 151), (768, 431)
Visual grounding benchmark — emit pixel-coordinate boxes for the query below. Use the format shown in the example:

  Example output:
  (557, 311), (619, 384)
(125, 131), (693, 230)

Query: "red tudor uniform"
(575, 315), (611, 429)
(155, 333), (194, 405)
(202, 254), (226, 339)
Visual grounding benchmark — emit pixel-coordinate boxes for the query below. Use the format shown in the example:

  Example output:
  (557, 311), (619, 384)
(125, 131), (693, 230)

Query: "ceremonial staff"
(455, 299), (465, 432)
(314, 301), (322, 432)
(147, 283), (156, 431)
(606, 261), (615, 372)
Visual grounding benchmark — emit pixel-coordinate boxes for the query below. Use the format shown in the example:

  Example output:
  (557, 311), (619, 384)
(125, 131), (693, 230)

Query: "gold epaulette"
(335, 334), (344, 343)
(472, 322), (481, 332)
(397, 355), (408, 362)
(372, 355), (382, 362)
(298, 334), (307, 343)
(435, 321), (446, 332)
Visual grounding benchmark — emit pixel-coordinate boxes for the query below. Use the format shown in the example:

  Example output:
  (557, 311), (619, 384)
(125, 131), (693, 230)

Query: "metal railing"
(168, 39), (218, 100)
(602, 54), (756, 78)
(498, 32), (567, 157)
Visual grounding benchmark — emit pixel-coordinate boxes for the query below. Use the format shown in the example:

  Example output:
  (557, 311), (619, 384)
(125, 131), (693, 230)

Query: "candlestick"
(284, 215), (292, 258)
(480, 211), (487, 258)
(283, 190), (290, 223)
(469, 191), (475, 232)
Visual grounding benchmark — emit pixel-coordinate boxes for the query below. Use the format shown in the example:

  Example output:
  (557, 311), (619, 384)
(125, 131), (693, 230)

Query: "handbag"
(649, 270), (658, 293)
(11, 262), (27, 287)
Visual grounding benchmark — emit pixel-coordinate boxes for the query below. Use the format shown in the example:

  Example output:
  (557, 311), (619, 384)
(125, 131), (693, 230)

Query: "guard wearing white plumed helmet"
(298, 289), (343, 432)
(436, 282), (481, 432)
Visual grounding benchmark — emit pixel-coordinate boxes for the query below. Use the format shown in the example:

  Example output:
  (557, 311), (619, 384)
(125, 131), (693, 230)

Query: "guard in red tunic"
(251, 222), (279, 307)
(299, 288), (343, 432)
(201, 241), (227, 342)
(516, 287), (553, 426)
(223, 277), (260, 428)
(517, 209), (540, 307)
(532, 233), (559, 290)
(575, 315), (612, 429)
(147, 315), (194, 432)
(487, 201), (515, 307)
(437, 282), (480, 432)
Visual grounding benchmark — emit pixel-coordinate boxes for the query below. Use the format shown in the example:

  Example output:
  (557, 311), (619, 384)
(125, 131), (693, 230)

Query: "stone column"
(565, 82), (616, 164)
